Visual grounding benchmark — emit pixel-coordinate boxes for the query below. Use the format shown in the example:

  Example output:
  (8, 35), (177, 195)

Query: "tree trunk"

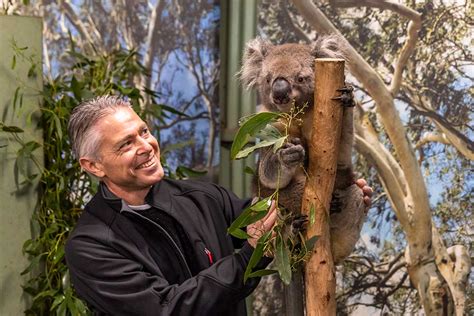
(302, 58), (345, 316)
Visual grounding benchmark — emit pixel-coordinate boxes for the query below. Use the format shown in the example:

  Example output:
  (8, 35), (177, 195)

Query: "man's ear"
(79, 157), (105, 178)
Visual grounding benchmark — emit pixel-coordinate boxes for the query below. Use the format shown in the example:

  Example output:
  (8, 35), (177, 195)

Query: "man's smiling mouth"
(136, 157), (155, 169)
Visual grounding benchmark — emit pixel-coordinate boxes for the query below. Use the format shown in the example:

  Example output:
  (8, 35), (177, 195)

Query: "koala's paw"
(333, 85), (355, 108)
(277, 138), (305, 167)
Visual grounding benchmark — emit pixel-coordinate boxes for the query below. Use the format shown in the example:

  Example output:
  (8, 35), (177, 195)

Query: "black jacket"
(65, 179), (271, 316)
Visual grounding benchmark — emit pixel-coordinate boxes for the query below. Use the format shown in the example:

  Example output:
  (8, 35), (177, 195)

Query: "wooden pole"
(302, 58), (345, 316)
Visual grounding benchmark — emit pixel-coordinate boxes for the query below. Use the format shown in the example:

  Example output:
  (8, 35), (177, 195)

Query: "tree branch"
(291, 0), (432, 249)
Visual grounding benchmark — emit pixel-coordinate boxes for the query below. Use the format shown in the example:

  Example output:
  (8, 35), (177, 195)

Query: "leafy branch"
(229, 103), (317, 285)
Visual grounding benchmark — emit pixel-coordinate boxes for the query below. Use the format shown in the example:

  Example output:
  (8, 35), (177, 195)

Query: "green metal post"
(0, 16), (43, 316)
(218, 0), (258, 198)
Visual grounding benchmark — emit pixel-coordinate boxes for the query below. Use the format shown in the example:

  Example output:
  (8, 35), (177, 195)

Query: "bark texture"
(302, 58), (345, 316)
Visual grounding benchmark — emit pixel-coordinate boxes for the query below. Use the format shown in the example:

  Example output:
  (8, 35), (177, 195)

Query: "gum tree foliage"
(256, 0), (472, 315)
(20, 0), (221, 172)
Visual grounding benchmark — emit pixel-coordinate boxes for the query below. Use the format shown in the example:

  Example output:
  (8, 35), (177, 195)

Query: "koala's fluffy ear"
(311, 34), (347, 61)
(239, 37), (273, 89)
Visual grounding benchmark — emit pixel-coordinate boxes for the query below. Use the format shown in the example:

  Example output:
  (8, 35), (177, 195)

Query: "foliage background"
(1, 0), (472, 315)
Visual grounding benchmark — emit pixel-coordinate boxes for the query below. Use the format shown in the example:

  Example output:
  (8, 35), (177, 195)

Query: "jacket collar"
(99, 180), (173, 213)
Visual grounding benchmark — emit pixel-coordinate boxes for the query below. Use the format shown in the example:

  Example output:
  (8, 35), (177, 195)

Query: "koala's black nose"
(272, 78), (291, 104)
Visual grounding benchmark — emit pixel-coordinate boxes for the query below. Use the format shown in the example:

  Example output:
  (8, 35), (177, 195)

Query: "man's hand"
(355, 178), (373, 208)
(247, 200), (278, 249)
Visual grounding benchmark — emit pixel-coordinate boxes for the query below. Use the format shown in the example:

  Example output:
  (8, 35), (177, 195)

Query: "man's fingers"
(364, 196), (371, 205)
(355, 178), (367, 188)
(262, 207), (278, 231)
(362, 186), (373, 197)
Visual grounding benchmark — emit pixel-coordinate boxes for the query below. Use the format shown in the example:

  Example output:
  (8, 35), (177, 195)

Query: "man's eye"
(120, 141), (132, 149)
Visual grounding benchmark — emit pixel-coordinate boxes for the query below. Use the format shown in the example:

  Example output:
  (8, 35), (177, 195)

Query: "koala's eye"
(297, 76), (305, 83)
(266, 75), (271, 83)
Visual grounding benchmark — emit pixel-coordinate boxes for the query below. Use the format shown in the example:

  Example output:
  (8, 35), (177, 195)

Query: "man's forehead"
(97, 108), (145, 138)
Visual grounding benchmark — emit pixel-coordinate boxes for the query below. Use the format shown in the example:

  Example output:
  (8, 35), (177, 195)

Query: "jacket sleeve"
(66, 228), (271, 316)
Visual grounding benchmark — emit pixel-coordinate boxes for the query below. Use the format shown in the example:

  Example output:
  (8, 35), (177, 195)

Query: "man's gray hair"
(68, 95), (132, 159)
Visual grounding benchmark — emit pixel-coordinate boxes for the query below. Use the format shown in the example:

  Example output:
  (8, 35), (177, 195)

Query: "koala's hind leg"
(330, 184), (366, 264)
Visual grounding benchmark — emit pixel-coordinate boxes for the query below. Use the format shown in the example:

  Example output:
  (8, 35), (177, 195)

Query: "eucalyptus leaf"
(309, 203), (316, 225)
(228, 228), (250, 239)
(246, 269), (277, 278)
(255, 124), (282, 140)
(227, 196), (272, 234)
(235, 137), (285, 159)
(244, 231), (272, 283)
(275, 235), (292, 285)
(305, 235), (319, 252)
(231, 112), (280, 159)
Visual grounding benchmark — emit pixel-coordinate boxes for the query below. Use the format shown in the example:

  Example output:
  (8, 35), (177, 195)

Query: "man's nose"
(136, 137), (153, 155)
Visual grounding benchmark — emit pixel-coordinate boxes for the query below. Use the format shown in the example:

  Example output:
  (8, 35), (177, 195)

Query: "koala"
(240, 35), (366, 264)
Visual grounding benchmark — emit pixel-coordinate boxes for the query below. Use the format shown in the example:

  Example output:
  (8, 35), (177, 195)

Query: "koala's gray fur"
(240, 35), (366, 264)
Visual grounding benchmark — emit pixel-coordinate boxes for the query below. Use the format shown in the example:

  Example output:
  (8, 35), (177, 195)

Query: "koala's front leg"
(334, 85), (356, 189)
(258, 137), (305, 190)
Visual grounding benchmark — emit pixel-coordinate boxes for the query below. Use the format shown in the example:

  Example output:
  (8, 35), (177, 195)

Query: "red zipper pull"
(204, 247), (214, 265)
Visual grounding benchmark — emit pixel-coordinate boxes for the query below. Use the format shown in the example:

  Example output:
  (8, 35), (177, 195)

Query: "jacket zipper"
(121, 209), (193, 278)
(204, 247), (214, 265)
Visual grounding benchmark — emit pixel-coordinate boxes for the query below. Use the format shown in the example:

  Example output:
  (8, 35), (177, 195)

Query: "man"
(65, 96), (372, 315)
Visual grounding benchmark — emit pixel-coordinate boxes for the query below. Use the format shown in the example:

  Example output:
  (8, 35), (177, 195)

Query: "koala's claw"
(291, 214), (308, 235)
(330, 192), (343, 213)
(332, 85), (355, 108)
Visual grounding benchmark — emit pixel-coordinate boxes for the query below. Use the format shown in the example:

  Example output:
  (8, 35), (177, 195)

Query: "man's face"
(90, 107), (164, 193)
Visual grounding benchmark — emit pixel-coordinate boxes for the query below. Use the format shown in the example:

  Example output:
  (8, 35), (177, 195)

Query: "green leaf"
(227, 196), (273, 235)
(72, 297), (89, 315)
(246, 269), (278, 278)
(231, 112), (280, 159)
(52, 246), (65, 265)
(275, 235), (292, 285)
(255, 124), (282, 140)
(20, 141), (41, 156)
(50, 294), (65, 311)
(27, 63), (37, 78)
(228, 228), (250, 239)
(272, 136), (287, 152)
(175, 166), (207, 178)
(244, 166), (255, 175)
(244, 231), (272, 283)
(13, 87), (20, 109)
(11, 55), (16, 70)
(158, 104), (188, 117)
(309, 203), (316, 225)
(70, 76), (83, 100)
(2, 125), (24, 133)
(33, 289), (57, 302)
(305, 235), (319, 252)
(52, 113), (63, 140)
(234, 136), (287, 159)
